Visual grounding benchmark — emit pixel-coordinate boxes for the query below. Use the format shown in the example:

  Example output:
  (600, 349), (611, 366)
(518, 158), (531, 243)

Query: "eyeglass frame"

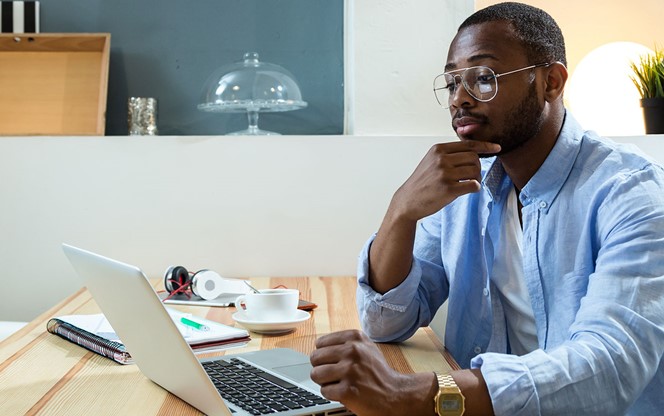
(433, 62), (552, 108)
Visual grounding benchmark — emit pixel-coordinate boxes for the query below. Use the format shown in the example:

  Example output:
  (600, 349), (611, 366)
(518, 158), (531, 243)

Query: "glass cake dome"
(198, 52), (307, 135)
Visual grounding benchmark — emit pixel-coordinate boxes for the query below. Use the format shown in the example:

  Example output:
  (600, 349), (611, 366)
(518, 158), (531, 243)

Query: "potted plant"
(630, 47), (664, 134)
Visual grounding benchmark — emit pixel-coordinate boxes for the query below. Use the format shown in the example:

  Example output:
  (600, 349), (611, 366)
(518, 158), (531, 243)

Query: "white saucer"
(232, 309), (311, 334)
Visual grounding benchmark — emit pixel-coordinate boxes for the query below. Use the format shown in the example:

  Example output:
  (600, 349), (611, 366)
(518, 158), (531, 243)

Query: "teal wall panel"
(40, 0), (344, 135)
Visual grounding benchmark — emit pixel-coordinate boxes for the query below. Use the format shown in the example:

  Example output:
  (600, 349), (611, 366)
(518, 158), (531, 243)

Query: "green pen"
(180, 316), (210, 331)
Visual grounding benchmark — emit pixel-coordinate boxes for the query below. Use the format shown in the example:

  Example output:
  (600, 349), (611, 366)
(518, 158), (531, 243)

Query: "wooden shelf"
(0, 33), (110, 136)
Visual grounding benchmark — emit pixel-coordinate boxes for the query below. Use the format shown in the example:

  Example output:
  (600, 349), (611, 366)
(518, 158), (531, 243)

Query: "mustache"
(452, 110), (488, 123)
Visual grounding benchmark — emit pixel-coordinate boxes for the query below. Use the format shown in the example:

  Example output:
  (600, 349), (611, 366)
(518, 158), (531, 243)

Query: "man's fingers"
(311, 330), (367, 367)
(310, 345), (342, 366)
(435, 140), (501, 156)
(318, 381), (350, 403)
(310, 362), (344, 386)
(450, 179), (482, 195)
(463, 139), (501, 155)
(444, 165), (482, 183)
(444, 151), (482, 169)
(314, 329), (365, 349)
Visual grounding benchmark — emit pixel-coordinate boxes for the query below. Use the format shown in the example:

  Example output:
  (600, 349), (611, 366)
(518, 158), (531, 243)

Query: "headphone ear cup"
(190, 269), (225, 300)
(164, 266), (190, 293)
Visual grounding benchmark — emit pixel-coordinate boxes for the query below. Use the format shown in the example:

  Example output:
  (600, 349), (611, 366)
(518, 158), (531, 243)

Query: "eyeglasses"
(433, 63), (551, 109)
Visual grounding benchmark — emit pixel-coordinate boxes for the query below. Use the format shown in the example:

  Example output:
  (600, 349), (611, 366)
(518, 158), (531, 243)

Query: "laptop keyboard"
(203, 358), (331, 415)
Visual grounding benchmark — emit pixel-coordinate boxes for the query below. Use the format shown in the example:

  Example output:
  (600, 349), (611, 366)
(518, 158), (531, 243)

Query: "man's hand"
(309, 330), (438, 416)
(390, 140), (501, 222)
(368, 140), (500, 294)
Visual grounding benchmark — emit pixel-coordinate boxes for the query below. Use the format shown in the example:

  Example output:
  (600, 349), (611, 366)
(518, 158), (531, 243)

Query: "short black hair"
(459, 2), (567, 67)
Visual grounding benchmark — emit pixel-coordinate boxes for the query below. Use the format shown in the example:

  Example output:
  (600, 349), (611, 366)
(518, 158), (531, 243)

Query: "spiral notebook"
(47, 310), (250, 365)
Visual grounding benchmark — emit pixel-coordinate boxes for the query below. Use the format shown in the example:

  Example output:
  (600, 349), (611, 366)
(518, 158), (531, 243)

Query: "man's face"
(445, 21), (545, 155)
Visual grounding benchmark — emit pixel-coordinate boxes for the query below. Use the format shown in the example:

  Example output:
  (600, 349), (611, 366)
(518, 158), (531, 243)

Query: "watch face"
(442, 401), (460, 410)
(437, 393), (463, 416)
(440, 394), (460, 410)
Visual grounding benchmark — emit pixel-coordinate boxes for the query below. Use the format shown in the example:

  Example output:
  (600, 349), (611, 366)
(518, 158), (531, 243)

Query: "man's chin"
(455, 133), (500, 158)
(456, 132), (497, 148)
(457, 133), (479, 141)
(455, 128), (490, 143)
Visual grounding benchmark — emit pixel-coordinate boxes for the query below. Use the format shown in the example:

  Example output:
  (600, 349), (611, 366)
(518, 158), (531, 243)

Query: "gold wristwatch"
(434, 373), (465, 416)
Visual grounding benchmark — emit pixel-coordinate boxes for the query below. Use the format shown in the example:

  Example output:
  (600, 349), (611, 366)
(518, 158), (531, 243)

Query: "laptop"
(62, 244), (350, 416)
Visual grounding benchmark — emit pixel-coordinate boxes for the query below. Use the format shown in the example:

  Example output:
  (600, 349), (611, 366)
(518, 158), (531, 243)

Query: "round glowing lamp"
(567, 42), (654, 136)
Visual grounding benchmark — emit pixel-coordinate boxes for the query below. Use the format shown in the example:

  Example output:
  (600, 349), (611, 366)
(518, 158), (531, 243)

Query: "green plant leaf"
(630, 47), (664, 99)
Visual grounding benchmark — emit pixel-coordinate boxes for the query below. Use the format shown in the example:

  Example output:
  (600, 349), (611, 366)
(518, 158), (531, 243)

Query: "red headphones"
(163, 266), (225, 300)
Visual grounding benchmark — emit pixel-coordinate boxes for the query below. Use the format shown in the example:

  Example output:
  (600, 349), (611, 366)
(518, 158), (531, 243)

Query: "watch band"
(434, 372), (465, 416)
(437, 373), (457, 389)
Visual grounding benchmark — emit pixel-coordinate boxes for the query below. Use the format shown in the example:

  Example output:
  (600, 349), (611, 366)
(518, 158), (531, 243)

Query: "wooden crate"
(0, 33), (110, 136)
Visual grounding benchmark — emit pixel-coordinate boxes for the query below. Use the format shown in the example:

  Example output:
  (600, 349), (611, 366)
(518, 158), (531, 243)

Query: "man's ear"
(543, 62), (568, 103)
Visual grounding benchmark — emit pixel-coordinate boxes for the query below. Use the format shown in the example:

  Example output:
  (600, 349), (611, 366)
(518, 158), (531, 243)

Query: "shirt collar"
(480, 112), (585, 209)
(520, 112), (583, 210)
(482, 157), (506, 201)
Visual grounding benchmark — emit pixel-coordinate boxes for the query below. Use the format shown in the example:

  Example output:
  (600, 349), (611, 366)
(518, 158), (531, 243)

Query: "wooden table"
(0, 276), (458, 415)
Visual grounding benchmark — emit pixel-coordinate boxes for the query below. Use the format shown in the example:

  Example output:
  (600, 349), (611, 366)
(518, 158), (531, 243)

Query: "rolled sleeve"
(472, 352), (541, 416)
(356, 234), (426, 342)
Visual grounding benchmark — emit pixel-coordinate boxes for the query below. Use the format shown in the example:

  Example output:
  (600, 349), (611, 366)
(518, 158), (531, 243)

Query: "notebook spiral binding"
(46, 318), (133, 365)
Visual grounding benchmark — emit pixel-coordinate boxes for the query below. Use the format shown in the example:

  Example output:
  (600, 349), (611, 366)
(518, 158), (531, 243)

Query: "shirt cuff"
(471, 352), (540, 416)
(356, 234), (423, 312)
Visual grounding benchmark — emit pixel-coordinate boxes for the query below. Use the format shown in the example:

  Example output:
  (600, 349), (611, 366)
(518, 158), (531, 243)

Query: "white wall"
(0, 135), (445, 322)
(346, 0), (473, 135)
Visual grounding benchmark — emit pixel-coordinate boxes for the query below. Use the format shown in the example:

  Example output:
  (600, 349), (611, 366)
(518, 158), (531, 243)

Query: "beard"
(453, 81), (545, 158)
(491, 81), (545, 156)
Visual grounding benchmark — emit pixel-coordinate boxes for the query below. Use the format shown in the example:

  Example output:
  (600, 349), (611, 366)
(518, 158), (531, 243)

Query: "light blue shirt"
(356, 114), (664, 415)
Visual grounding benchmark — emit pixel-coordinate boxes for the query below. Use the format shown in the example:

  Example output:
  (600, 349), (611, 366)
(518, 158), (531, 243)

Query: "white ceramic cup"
(235, 288), (299, 322)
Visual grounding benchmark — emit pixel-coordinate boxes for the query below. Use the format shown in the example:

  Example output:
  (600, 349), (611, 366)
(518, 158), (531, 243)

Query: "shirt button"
(474, 346), (482, 354)
(539, 201), (547, 209)
(483, 288), (489, 296)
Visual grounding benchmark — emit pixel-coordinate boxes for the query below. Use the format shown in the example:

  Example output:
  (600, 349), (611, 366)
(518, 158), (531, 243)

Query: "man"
(309, 2), (664, 416)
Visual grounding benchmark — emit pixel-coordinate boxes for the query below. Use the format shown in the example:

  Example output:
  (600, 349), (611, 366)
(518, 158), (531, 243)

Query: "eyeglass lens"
(433, 66), (498, 108)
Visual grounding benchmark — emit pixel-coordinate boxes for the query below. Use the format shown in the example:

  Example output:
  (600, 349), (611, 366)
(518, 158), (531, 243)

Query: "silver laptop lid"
(62, 244), (231, 416)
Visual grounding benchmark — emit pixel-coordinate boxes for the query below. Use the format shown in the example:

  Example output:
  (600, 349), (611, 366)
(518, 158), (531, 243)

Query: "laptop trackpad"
(272, 363), (320, 392)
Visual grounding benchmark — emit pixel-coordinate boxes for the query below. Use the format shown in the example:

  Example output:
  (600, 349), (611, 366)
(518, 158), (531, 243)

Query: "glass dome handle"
(243, 52), (260, 64)
(246, 110), (260, 134)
